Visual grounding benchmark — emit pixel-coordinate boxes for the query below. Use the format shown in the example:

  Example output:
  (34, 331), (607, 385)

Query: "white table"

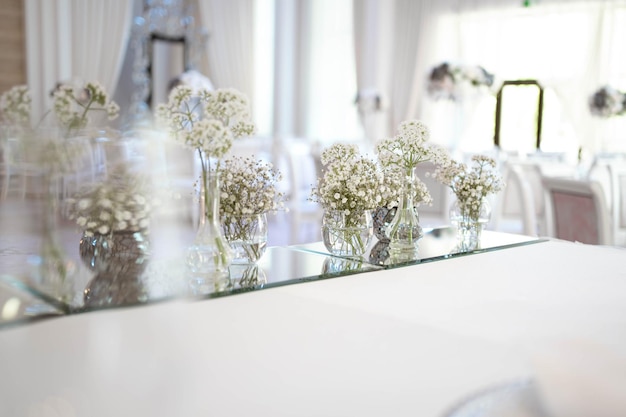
(1, 239), (626, 417)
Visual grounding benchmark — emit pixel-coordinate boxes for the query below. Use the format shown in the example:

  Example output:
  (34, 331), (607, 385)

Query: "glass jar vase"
(221, 212), (269, 264)
(79, 230), (150, 307)
(386, 169), (423, 263)
(186, 170), (233, 290)
(322, 209), (373, 257)
(449, 196), (492, 252)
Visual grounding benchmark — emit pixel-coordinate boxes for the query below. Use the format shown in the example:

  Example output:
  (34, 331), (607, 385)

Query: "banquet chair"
(414, 161), (451, 228)
(607, 161), (626, 246)
(0, 137), (44, 200)
(491, 162), (538, 236)
(542, 176), (612, 245)
(282, 139), (324, 244)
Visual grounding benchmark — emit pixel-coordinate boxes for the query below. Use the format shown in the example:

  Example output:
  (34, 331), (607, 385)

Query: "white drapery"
(352, 0), (393, 148)
(407, 0), (626, 154)
(197, 0), (255, 101)
(25, 0), (132, 124)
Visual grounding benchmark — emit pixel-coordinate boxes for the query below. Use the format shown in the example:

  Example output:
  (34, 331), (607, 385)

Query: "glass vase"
(449, 196), (491, 252)
(221, 213), (268, 264)
(386, 169), (423, 263)
(186, 170), (233, 290)
(81, 230), (150, 307)
(322, 209), (372, 257)
(31, 171), (77, 304)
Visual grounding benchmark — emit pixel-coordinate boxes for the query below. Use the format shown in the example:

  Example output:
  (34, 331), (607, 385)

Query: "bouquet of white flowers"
(311, 143), (385, 224)
(311, 143), (384, 256)
(433, 154), (504, 221)
(66, 166), (154, 237)
(219, 156), (285, 263)
(52, 81), (119, 133)
(220, 156), (285, 217)
(375, 120), (448, 211)
(0, 85), (31, 128)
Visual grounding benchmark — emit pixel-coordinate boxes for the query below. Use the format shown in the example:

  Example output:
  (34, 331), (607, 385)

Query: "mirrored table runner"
(295, 227), (544, 268)
(0, 220), (543, 327)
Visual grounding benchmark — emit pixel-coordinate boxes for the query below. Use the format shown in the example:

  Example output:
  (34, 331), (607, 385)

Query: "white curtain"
(353, 0), (394, 146)
(197, 0), (255, 100)
(403, 0), (626, 155)
(25, 0), (133, 124)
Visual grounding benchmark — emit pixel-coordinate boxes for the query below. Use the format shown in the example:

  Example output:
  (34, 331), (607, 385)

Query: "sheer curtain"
(413, 0), (626, 154)
(25, 0), (133, 123)
(353, 0), (393, 147)
(197, 0), (255, 100)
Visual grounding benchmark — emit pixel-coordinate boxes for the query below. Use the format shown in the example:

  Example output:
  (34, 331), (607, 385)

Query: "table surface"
(1, 236), (625, 416)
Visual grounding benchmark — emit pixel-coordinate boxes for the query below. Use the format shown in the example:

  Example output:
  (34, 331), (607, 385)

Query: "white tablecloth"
(1, 239), (625, 417)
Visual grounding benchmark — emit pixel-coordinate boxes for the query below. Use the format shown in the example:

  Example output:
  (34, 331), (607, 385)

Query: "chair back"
(607, 161), (626, 246)
(542, 176), (612, 245)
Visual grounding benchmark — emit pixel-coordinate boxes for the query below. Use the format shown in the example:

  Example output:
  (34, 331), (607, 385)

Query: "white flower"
(432, 154), (504, 220)
(66, 166), (155, 235)
(0, 85), (31, 126)
(52, 80), (119, 132)
(311, 143), (385, 226)
(219, 156), (285, 218)
(156, 86), (256, 165)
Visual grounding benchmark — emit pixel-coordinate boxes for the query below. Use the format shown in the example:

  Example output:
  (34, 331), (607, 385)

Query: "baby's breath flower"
(0, 85), (31, 126)
(311, 143), (385, 227)
(52, 81), (119, 133)
(66, 166), (156, 236)
(432, 154), (504, 220)
(156, 86), (256, 166)
(220, 156), (285, 217)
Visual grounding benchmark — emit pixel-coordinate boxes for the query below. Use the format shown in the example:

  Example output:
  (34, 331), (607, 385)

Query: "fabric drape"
(197, 0), (255, 101)
(25, 0), (132, 124)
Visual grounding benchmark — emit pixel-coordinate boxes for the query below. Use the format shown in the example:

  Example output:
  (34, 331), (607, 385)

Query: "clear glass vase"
(221, 213), (268, 264)
(386, 169), (423, 263)
(322, 209), (372, 257)
(31, 172), (77, 304)
(186, 171), (233, 290)
(449, 196), (491, 252)
(80, 230), (150, 307)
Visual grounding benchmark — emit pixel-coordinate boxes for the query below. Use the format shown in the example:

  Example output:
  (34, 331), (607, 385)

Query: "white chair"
(491, 162), (539, 236)
(542, 176), (612, 246)
(281, 139), (324, 245)
(607, 161), (626, 246)
(414, 161), (451, 228)
(1, 137), (44, 200)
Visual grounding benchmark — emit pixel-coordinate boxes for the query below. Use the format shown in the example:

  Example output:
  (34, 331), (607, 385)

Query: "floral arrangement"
(156, 86), (256, 217)
(156, 86), (256, 168)
(589, 86), (626, 118)
(427, 62), (495, 100)
(433, 154), (504, 221)
(52, 81), (119, 133)
(376, 120), (448, 206)
(219, 156), (285, 217)
(219, 155), (284, 261)
(66, 166), (154, 237)
(0, 84), (31, 128)
(310, 143), (385, 224)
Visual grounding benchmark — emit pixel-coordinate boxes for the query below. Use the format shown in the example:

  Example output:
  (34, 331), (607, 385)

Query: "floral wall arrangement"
(589, 86), (626, 118)
(427, 62), (496, 101)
